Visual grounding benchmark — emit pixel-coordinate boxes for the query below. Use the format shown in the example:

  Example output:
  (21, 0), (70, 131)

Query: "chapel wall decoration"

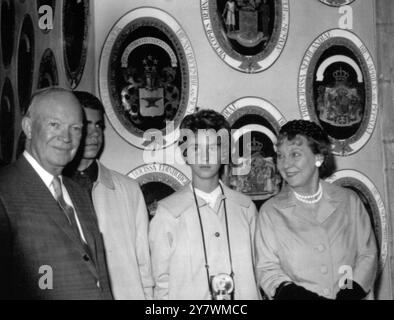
(298, 29), (378, 156)
(201, 0), (289, 73)
(99, 7), (198, 150)
(128, 163), (190, 218)
(318, 0), (355, 7)
(62, 0), (89, 89)
(326, 170), (388, 273)
(222, 97), (286, 209)
(0, 0), (96, 167)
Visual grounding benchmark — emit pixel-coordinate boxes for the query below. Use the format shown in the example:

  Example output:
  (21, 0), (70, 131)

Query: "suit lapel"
(15, 157), (99, 279)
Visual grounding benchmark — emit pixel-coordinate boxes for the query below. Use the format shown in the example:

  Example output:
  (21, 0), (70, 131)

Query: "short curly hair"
(277, 120), (336, 179)
(180, 109), (230, 133)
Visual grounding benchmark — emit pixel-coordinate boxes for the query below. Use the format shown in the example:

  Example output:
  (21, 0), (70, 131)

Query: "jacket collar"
(184, 181), (251, 209)
(96, 161), (115, 190)
(274, 180), (342, 224)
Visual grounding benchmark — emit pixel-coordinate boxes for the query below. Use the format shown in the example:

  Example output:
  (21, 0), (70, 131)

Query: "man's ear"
(21, 117), (33, 140)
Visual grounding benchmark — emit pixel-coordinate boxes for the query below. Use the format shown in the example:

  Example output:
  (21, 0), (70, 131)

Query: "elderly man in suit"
(64, 91), (153, 300)
(0, 87), (113, 300)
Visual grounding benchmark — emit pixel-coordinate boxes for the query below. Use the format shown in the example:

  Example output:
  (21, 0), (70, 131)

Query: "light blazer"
(255, 180), (378, 299)
(91, 162), (153, 300)
(0, 157), (113, 300)
(149, 183), (261, 300)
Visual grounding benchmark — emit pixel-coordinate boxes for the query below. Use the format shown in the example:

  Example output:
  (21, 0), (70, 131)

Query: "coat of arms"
(229, 136), (281, 199)
(316, 67), (363, 128)
(201, 0), (289, 73)
(100, 10), (197, 149)
(222, 0), (271, 47)
(120, 38), (181, 129)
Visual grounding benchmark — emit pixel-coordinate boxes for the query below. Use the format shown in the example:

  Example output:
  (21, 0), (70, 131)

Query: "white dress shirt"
(193, 185), (222, 211)
(23, 151), (87, 243)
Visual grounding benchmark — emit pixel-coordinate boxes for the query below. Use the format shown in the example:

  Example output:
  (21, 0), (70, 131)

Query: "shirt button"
(321, 265), (328, 274)
(215, 232), (220, 238)
(317, 244), (325, 252)
(83, 255), (90, 262)
(96, 281), (101, 288)
(323, 288), (330, 296)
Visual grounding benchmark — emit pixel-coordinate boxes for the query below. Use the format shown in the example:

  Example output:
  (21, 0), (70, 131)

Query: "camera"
(210, 273), (235, 300)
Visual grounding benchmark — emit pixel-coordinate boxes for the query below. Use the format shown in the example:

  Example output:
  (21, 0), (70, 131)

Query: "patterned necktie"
(52, 176), (93, 259)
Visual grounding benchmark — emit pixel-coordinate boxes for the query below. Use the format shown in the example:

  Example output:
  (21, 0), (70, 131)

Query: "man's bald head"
(22, 87), (84, 176)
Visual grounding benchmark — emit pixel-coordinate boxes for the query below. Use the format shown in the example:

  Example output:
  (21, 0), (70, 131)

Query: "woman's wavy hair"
(277, 120), (336, 179)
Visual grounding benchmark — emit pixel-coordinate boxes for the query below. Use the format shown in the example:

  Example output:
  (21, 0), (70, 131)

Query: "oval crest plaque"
(17, 14), (35, 115)
(63, 0), (89, 88)
(319, 0), (355, 7)
(1, 0), (15, 67)
(100, 8), (198, 150)
(128, 163), (190, 217)
(298, 29), (378, 156)
(37, 48), (59, 89)
(222, 97), (286, 207)
(201, 0), (289, 73)
(0, 78), (15, 167)
(326, 170), (388, 272)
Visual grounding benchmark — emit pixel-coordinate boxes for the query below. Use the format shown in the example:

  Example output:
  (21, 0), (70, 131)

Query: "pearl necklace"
(293, 183), (323, 204)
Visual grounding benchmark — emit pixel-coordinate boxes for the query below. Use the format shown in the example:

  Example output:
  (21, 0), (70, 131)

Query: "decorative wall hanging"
(298, 29), (378, 156)
(17, 14), (35, 115)
(0, 78), (15, 167)
(222, 97), (286, 208)
(201, 0), (289, 73)
(128, 163), (190, 217)
(37, 48), (59, 89)
(63, 0), (89, 88)
(319, 0), (355, 6)
(1, 0), (15, 67)
(100, 8), (198, 150)
(326, 170), (388, 272)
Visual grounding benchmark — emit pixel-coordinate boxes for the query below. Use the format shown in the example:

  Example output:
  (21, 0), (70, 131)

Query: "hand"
(336, 281), (367, 300)
(274, 282), (330, 300)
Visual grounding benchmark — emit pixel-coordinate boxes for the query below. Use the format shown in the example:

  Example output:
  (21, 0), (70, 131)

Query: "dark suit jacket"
(0, 157), (113, 300)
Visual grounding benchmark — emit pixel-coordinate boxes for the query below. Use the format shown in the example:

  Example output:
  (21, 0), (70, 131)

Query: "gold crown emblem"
(333, 67), (349, 82)
(248, 137), (264, 153)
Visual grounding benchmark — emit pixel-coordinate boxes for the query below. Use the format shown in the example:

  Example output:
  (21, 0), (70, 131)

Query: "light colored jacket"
(255, 180), (378, 299)
(92, 162), (154, 300)
(149, 183), (261, 300)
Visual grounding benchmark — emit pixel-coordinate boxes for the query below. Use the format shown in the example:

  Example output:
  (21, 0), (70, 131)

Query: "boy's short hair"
(179, 109), (230, 134)
(73, 91), (104, 113)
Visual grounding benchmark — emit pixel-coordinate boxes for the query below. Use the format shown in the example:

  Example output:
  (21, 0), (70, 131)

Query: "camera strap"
(192, 183), (235, 299)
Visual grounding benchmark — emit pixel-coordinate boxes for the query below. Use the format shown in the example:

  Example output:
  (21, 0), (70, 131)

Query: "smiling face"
(81, 107), (104, 160)
(276, 135), (323, 194)
(23, 91), (83, 176)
